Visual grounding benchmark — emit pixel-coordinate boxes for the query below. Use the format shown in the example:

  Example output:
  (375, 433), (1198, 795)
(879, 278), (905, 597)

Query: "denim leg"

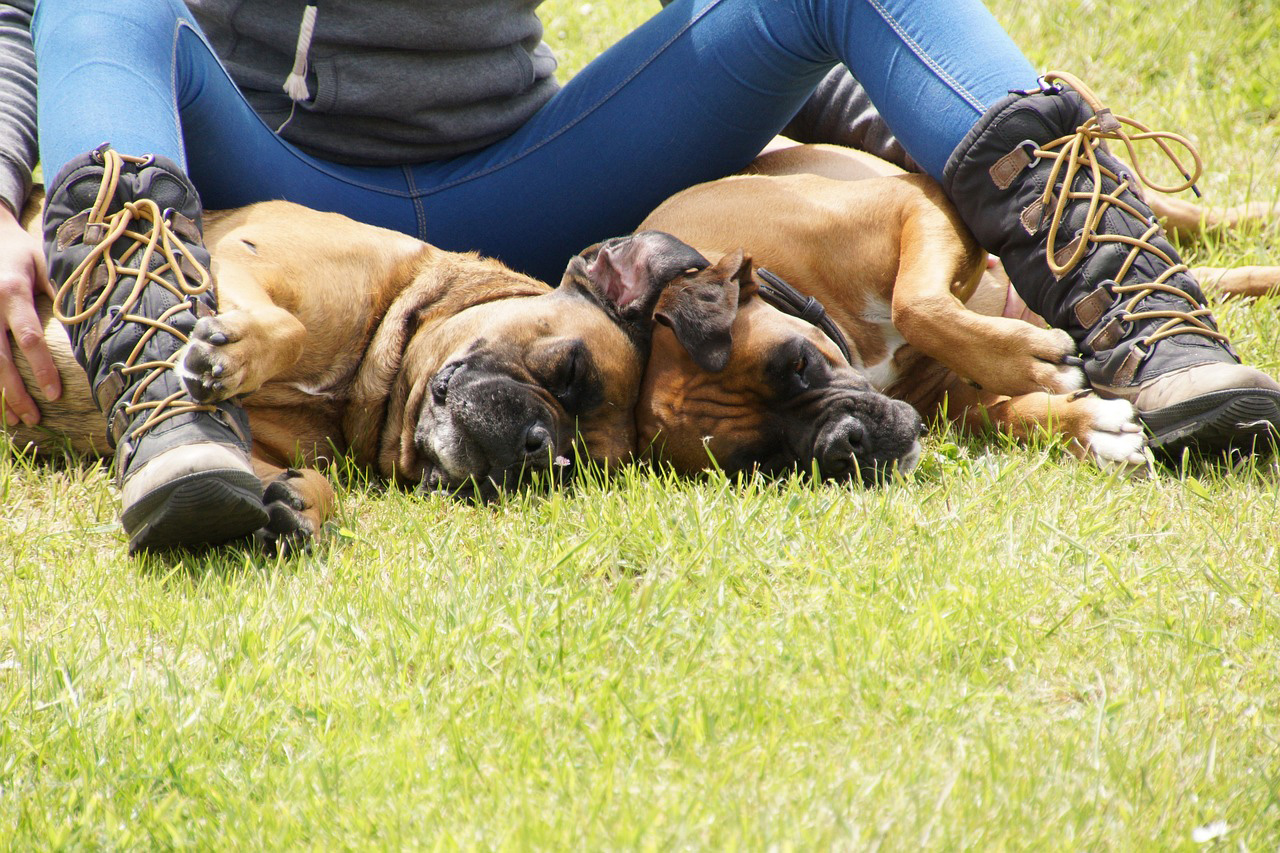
(33, 0), (193, 175)
(803, 0), (1039, 176)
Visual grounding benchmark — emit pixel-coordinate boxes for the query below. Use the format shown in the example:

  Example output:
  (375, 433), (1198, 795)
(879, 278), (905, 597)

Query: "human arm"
(0, 0), (61, 425)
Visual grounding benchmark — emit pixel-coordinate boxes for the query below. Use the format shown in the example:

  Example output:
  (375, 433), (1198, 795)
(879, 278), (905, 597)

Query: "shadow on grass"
(1158, 438), (1280, 484)
(132, 531), (352, 585)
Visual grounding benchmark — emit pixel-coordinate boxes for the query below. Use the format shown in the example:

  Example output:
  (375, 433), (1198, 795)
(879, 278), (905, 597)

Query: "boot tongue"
(130, 165), (202, 223)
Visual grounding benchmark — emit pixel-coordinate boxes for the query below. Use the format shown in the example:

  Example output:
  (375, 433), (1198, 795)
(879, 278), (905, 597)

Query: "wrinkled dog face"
(574, 231), (924, 484)
(393, 281), (645, 495)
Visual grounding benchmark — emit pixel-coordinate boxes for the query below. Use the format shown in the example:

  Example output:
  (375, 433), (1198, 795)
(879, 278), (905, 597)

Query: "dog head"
(357, 251), (647, 496)
(570, 231), (924, 484)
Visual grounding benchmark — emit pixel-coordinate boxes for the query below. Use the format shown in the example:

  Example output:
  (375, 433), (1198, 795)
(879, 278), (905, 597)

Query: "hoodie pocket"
(309, 46), (545, 120)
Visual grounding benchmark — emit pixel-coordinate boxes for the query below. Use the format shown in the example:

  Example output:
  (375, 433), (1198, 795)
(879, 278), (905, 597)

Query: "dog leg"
(944, 380), (1147, 470)
(890, 205), (1084, 397)
(178, 262), (307, 403)
(251, 457), (335, 553)
(1150, 195), (1280, 241)
(1189, 266), (1280, 300)
(3, 294), (108, 456)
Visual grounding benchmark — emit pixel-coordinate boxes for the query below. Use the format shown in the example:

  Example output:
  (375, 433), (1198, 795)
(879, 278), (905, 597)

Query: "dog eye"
(549, 347), (586, 407)
(769, 342), (825, 397)
(791, 355), (811, 390)
(533, 340), (603, 414)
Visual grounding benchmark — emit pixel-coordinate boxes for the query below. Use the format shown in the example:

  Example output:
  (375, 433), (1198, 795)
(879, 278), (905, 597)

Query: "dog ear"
(563, 231), (709, 323)
(653, 249), (752, 373)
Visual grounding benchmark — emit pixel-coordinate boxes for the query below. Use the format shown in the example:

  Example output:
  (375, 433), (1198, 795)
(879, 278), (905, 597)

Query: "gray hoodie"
(0, 0), (36, 216)
(186, 0), (561, 165)
(0, 0), (563, 208)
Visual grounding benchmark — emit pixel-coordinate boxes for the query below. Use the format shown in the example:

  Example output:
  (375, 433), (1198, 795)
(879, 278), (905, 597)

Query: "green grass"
(4, 0), (1280, 848)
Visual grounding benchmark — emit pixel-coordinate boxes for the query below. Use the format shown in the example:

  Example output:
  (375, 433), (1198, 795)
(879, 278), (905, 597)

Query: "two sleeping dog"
(8, 144), (1275, 548)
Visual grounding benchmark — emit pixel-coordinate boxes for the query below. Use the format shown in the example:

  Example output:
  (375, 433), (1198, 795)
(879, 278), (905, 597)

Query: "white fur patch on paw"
(1080, 397), (1146, 468)
(1044, 328), (1086, 393)
(1050, 361), (1086, 393)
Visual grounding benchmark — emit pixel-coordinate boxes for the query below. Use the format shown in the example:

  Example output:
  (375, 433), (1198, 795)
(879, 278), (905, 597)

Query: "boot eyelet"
(1035, 77), (1063, 96)
(102, 306), (124, 336)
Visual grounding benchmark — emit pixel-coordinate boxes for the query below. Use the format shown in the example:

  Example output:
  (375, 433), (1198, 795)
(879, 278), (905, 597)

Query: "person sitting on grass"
(0, 0), (1277, 550)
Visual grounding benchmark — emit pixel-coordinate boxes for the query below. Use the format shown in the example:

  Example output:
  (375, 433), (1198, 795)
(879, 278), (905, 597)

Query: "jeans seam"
(169, 19), (185, 169)
(412, 0), (727, 198)
(862, 0), (986, 115)
(403, 165), (428, 238)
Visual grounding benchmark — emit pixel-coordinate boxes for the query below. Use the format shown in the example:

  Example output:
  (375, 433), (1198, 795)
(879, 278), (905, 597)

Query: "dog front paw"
(178, 315), (249, 403)
(954, 322), (1085, 398)
(1018, 326), (1086, 395)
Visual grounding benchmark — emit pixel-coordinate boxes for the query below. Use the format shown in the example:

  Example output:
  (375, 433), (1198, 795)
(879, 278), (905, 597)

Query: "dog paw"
(1020, 327), (1086, 395)
(177, 316), (248, 403)
(961, 324), (1085, 398)
(253, 470), (318, 555)
(1075, 396), (1148, 470)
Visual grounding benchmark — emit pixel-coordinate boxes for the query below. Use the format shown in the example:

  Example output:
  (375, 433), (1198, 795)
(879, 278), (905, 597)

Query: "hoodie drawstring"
(283, 4), (318, 103)
(277, 4), (317, 133)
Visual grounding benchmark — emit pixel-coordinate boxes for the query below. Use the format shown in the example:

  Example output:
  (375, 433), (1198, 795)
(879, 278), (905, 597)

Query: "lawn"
(3, 0), (1280, 848)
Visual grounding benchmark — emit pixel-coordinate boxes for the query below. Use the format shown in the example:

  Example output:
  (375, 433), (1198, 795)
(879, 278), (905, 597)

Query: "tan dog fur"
(638, 143), (1280, 468)
(6, 147), (1277, 528)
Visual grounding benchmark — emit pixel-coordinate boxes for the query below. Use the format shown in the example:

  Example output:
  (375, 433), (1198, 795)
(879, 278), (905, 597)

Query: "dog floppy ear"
(653, 249), (752, 372)
(566, 230), (710, 321)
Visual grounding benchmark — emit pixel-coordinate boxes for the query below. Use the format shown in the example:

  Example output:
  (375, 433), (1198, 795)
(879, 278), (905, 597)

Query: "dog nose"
(818, 416), (866, 476)
(522, 421), (554, 461)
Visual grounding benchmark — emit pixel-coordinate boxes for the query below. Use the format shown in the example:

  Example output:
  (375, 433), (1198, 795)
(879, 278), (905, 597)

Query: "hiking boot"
(943, 71), (1280, 457)
(45, 145), (268, 552)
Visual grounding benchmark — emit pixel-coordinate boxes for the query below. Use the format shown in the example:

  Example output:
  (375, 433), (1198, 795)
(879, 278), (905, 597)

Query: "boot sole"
(1141, 388), (1280, 457)
(121, 468), (269, 554)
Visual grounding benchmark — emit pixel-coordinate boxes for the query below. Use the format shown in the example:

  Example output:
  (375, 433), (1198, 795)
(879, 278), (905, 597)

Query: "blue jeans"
(32, 0), (1036, 284)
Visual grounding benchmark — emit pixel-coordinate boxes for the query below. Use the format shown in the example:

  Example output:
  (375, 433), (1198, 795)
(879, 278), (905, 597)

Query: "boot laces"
(1034, 70), (1226, 357)
(52, 149), (222, 439)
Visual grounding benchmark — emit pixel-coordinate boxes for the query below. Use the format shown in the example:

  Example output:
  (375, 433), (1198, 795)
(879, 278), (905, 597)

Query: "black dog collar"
(755, 267), (854, 366)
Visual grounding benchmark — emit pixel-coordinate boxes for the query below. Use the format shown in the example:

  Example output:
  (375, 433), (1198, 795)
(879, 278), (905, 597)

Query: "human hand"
(0, 202), (60, 426)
